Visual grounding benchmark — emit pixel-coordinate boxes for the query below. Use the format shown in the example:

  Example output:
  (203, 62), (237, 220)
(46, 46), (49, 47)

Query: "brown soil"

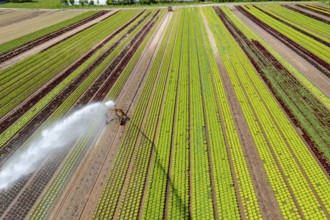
(200, 9), (282, 220)
(0, 11), (118, 71)
(46, 12), (169, 220)
(232, 7), (330, 98)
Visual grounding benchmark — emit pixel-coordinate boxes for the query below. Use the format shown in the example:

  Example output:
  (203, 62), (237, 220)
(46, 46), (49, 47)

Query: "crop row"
(189, 9), (214, 219)
(202, 7), (264, 219)
(210, 6), (301, 217)
(165, 8), (191, 220)
(0, 10), (158, 218)
(253, 5), (329, 46)
(297, 4), (330, 16)
(141, 10), (183, 220)
(217, 6), (330, 173)
(210, 6), (330, 218)
(0, 10), (111, 63)
(29, 10), (165, 220)
(282, 5), (330, 24)
(237, 5), (330, 76)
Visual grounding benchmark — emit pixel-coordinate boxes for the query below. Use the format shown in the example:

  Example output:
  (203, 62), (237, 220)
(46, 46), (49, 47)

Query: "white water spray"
(0, 101), (115, 190)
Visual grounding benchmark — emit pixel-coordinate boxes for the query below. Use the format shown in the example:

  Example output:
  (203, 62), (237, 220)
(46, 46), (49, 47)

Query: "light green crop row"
(167, 8), (190, 220)
(115, 9), (174, 220)
(189, 8), (214, 220)
(141, 9), (182, 219)
(221, 7), (330, 162)
(303, 4), (330, 15)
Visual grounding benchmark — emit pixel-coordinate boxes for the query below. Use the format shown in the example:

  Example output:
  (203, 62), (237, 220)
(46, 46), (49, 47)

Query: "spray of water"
(0, 101), (115, 190)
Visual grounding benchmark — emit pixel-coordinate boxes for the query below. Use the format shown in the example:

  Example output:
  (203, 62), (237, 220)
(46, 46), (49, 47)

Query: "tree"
(69, 0), (75, 5)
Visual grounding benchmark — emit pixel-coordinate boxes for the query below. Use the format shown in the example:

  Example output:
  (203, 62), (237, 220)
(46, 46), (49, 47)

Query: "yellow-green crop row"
(167, 8), (190, 219)
(303, 4), (330, 15)
(115, 9), (173, 220)
(259, 5), (329, 39)
(189, 8), (213, 219)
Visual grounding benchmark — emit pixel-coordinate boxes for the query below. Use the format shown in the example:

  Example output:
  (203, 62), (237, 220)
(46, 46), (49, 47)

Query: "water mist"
(0, 101), (115, 190)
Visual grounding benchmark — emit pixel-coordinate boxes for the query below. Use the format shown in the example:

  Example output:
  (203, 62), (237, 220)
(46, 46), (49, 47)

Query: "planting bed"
(0, 4), (329, 220)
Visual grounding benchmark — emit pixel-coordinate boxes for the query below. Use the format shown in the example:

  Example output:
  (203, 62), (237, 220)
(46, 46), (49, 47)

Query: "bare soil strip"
(0, 11), (117, 70)
(232, 8), (330, 98)
(201, 9), (282, 219)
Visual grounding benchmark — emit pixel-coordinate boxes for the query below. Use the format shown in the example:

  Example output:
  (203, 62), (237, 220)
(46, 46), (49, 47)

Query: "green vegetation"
(0, 0), (312, 9)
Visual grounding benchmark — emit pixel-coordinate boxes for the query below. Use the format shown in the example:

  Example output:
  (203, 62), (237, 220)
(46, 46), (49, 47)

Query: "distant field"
(0, 0), (61, 9)
(0, 3), (329, 220)
(0, 9), (85, 44)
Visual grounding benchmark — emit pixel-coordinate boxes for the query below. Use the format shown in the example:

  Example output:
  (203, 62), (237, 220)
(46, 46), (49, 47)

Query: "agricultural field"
(0, 3), (329, 220)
